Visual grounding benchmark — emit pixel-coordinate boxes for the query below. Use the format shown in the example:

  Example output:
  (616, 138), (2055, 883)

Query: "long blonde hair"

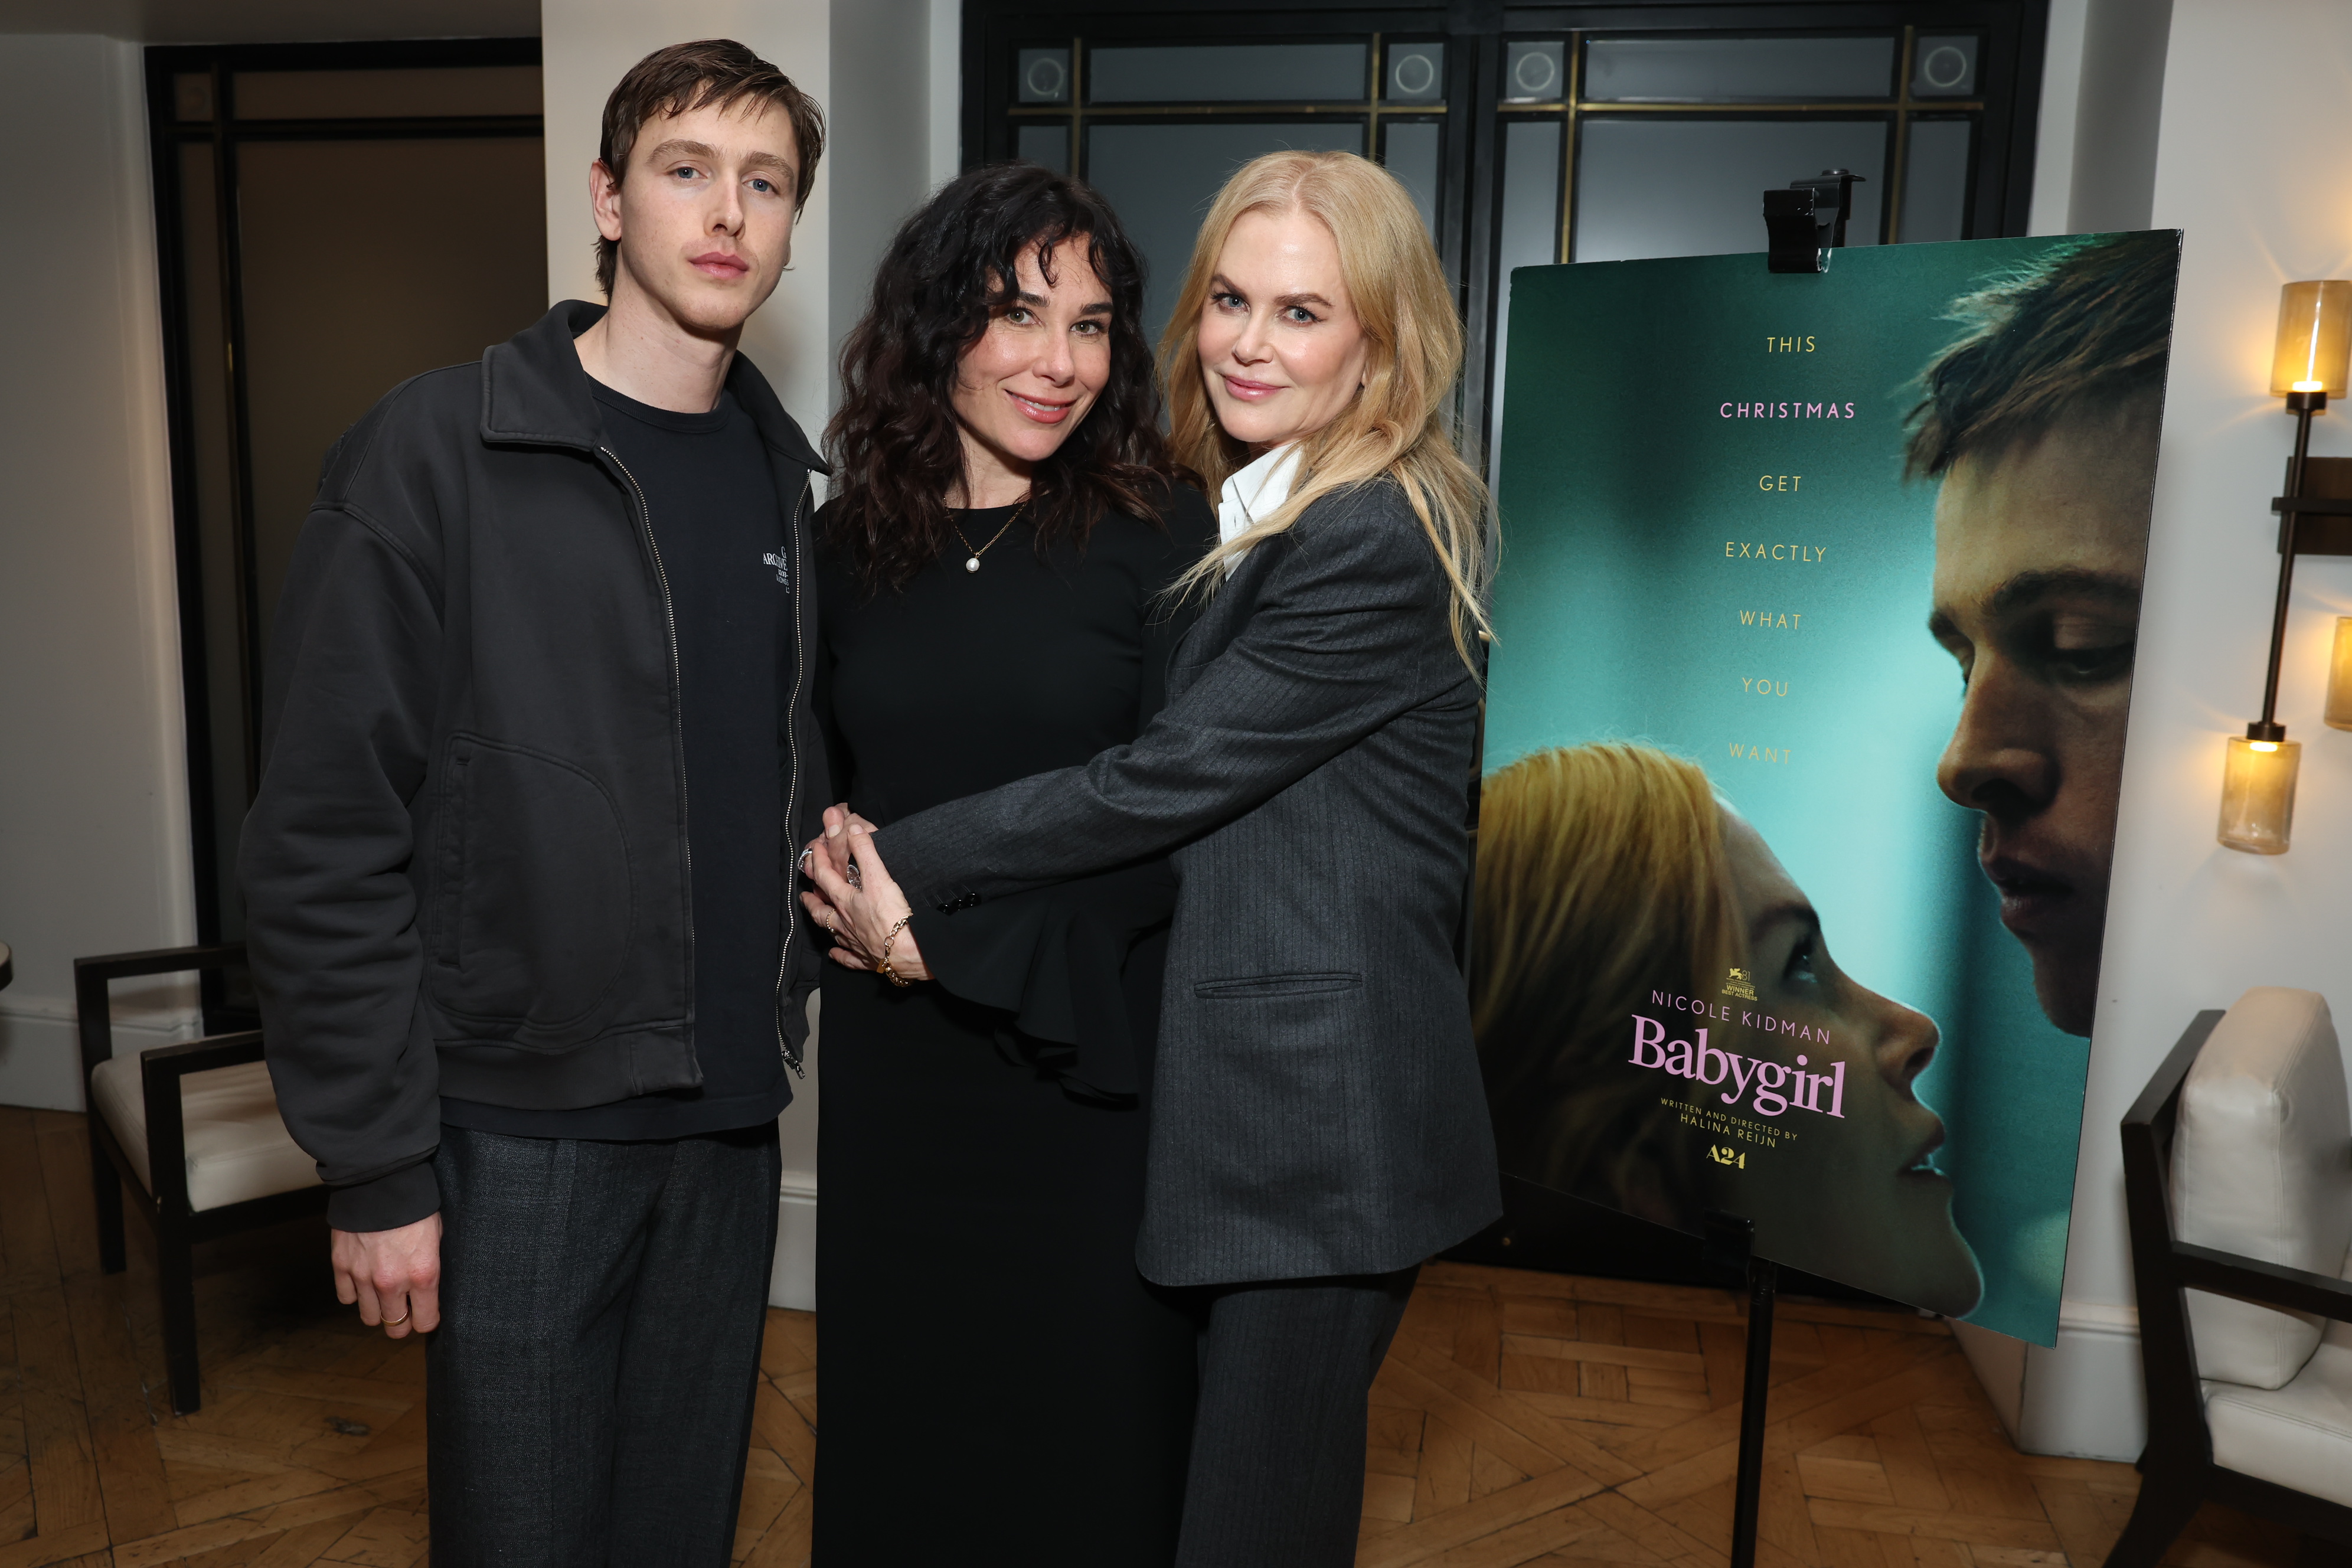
(1157, 150), (1492, 665)
(1472, 743), (1742, 1223)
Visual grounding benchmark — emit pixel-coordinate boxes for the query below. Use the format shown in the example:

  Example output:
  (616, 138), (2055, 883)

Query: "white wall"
(828, 0), (938, 400)
(0, 35), (200, 1111)
(539, 0), (959, 1309)
(1964, 0), (2352, 1461)
(2067, 0), (2175, 233)
(2026, 0), (2176, 241)
(928, 0), (961, 190)
(2024, 0), (2088, 236)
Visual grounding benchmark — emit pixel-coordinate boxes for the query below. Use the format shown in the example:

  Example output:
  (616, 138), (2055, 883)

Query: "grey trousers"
(1174, 1266), (1419, 1567)
(424, 1122), (781, 1567)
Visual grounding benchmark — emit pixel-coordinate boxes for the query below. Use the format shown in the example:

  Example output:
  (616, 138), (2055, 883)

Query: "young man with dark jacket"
(240, 40), (827, 1562)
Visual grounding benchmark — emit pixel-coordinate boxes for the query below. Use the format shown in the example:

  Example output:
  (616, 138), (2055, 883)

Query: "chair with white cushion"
(76, 943), (326, 1413)
(2112, 988), (2352, 1566)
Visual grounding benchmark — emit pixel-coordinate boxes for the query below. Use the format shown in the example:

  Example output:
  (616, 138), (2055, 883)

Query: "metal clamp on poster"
(1762, 169), (1865, 275)
(1478, 184), (2183, 1568)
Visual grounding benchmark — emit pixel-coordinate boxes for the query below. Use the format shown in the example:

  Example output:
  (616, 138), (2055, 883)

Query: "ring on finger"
(383, 1306), (410, 1327)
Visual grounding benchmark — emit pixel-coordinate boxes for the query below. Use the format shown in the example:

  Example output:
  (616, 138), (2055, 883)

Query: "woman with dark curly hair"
(805, 163), (1213, 1560)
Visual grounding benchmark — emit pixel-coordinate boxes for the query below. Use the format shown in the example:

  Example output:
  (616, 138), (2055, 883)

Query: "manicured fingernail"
(850, 824), (866, 835)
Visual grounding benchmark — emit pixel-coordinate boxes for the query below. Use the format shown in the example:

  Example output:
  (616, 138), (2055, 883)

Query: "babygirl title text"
(1630, 992), (1846, 1119)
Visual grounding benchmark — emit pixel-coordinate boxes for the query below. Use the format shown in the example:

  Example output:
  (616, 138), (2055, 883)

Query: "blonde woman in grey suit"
(804, 149), (1497, 1567)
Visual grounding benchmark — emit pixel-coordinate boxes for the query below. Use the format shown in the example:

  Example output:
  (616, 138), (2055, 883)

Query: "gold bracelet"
(874, 914), (914, 988)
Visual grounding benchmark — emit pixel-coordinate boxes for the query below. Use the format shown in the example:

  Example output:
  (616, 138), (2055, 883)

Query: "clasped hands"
(799, 805), (931, 982)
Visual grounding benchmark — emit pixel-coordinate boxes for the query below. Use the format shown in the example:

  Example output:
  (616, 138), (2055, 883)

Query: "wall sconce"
(2219, 280), (2352, 854)
(2328, 618), (2352, 729)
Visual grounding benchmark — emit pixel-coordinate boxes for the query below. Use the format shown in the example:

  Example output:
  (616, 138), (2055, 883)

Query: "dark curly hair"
(824, 162), (1187, 592)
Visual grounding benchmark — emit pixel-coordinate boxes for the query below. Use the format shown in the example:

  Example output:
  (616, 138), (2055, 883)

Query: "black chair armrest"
(74, 942), (248, 1084)
(137, 1031), (267, 1079)
(74, 943), (247, 986)
(2175, 1241), (2352, 1325)
(135, 1029), (264, 1214)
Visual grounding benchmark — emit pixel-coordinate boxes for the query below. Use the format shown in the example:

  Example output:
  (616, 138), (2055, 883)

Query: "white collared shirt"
(1216, 443), (1303, 567)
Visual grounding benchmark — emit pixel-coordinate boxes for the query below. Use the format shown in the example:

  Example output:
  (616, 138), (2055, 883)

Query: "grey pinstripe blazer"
(880, 478), (1502, 1287)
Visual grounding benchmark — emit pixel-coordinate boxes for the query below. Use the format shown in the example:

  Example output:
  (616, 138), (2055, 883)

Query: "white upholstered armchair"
(76, 944), (326, 1414)
(2112, 987), (2352, 1566)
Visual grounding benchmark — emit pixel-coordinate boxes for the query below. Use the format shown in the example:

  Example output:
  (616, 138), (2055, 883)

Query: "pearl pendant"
(965, 557), (981, 573)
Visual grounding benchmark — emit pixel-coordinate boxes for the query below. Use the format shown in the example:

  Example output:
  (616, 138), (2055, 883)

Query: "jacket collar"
(481, 299), (829, 475)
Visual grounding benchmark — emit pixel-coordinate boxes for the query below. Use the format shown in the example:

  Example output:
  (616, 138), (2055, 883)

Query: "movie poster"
(1476, 232), (2181, 1344)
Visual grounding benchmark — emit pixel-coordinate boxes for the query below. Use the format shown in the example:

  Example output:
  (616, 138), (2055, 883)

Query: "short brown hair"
(595, 39), (826, 297)
(1903, 230), (2177, 479)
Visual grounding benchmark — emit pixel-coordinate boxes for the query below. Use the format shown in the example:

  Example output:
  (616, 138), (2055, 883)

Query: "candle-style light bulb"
(2218, 733), (2301, 854)
(2271, 282), (2352, 398)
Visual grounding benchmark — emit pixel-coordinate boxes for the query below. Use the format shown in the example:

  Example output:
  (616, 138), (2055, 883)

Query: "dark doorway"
(147, 41), (549, 1025)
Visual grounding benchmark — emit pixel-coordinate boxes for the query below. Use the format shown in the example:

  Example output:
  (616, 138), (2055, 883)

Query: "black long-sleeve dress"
(809, 489), (1216, 1564)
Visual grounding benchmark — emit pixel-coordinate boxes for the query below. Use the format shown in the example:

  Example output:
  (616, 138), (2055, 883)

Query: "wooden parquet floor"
(1360, 1265), (2291, 1568)
(0, 1106), (2301, 1568)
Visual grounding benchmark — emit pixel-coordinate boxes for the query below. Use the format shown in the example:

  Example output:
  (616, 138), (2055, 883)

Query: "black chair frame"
(2111, 1010), (2352, 1566)
(76, 943), (328, 1414)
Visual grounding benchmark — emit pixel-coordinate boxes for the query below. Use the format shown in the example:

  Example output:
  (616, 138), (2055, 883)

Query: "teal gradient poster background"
(1486, 237), (2159, 1345)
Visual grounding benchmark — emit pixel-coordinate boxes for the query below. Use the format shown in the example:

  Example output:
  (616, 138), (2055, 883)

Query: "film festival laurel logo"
(1720, 966), (1758, 1002)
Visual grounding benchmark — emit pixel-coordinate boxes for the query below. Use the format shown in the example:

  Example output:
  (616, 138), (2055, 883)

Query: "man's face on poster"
(1928, 393), (2158, 1038)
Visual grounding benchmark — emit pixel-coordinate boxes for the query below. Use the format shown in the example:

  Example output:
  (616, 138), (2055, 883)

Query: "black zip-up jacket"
(240, 300), (830, 1231)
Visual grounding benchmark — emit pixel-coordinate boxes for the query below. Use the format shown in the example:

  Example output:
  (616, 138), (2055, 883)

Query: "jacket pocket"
(429, 733), (633, 1032)
(1194, 971), (1364, 999)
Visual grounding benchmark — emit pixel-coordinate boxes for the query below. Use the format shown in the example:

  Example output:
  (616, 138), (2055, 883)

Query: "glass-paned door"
(972, 4), (2042, 467)
(1487, 24), (1994, 475)
(1001, 31), (1459, 348)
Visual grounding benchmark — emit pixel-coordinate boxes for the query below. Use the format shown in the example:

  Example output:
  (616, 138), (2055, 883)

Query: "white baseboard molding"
(2018, 1299), (2146, 1461)
(0, 994), (199, 1112)
(768, 1171), (816, 1312)
(1956, 1298), (2146, 1462)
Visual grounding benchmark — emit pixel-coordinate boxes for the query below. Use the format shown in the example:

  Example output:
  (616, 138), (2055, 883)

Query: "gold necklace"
(950, 498), (1027, 574)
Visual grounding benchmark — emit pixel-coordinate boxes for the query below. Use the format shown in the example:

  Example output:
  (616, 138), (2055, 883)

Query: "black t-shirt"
(441, 379), (794, 1140)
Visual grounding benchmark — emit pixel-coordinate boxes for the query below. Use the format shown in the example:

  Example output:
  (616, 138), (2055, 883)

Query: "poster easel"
(1703, 1213), (1778, 1568)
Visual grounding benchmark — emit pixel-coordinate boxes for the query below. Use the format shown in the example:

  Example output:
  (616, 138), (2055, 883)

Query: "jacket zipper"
(600, 447), (697, 1056)
(775, 478), (811, 1076)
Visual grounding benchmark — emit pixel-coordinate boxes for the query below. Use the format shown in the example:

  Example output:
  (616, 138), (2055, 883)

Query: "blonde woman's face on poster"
(1714, 813), (1983, 1318)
